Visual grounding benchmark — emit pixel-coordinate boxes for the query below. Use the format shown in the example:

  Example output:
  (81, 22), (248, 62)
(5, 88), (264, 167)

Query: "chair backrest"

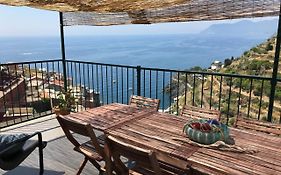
(234, 115), (281, 136)
(0, 132), (45, 172)
(105, 135), (162, 175)
(181, 105), (221, 121)
(129, 95), (160, 111)
(56, 115), (104, 157)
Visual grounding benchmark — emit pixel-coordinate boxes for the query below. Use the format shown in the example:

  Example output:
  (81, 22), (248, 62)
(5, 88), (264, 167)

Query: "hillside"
(168, 36), (281, 124)
(221, 36), (280, 77)
(201, 19), (278, 38)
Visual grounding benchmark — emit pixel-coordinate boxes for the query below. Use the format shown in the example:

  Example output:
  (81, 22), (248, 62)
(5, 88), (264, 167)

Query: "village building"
(210, 60), (223, 70)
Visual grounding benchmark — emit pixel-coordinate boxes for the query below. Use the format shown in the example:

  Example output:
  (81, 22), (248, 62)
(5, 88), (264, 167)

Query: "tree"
(190, 66), (203, 71)
(265, 43), (273, 51)
(224, 58), (232, 67)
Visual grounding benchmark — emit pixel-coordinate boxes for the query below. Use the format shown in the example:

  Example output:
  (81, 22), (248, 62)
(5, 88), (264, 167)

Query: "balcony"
(0, 58), (280, 174)
(1, 59), (281, 129)
(1, 0), (281, 174)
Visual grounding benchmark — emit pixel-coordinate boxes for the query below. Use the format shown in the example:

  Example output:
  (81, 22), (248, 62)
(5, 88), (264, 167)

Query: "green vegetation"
(224, 58), (232, 67)
(266, 43), (273, 51)
(32, 99), (52, 113)
(167, 36), (281, 124)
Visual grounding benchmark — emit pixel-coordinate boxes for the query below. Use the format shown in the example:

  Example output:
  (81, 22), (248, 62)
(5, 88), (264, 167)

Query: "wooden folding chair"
(234, 114), (281, 136)
(129, 95), (160, 112)
(56, 115), (105, 175)
(180, 105), (221, 121)
(105, 135), (184, 175)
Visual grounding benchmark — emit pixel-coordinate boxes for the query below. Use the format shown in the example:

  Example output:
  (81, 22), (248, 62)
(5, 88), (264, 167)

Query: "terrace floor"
(0, 115), (102, 175)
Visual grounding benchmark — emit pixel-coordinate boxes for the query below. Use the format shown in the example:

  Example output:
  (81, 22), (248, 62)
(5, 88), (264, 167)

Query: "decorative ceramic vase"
(183, 120), (229, 145)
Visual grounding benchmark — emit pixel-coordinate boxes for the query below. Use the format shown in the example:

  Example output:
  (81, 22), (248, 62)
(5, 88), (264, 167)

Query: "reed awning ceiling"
(0, 0), (280, 26)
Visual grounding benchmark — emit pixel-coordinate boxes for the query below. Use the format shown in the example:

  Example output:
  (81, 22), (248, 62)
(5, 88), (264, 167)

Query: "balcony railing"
(1, 59), (281, 128)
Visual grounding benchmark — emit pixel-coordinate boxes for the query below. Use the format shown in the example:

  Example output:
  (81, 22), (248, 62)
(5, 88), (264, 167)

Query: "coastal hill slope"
(170, 36), (281, 124)
(217, 36), (281, 122)
(221, 36), (280, 78)
(201, 19), (278, 38)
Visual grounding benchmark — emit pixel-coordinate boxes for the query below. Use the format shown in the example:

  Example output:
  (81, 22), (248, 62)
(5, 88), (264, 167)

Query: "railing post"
(137, 66), (141, 96)
(59, 12), (68, 92)
(267, 4), (281, 122)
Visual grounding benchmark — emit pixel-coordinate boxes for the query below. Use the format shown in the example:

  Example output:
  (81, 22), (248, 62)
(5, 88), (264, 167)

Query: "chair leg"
(76, 157), (88, 175)
(38, 134), (44, 175)
(39, 145), (44, 175)
(89, 159), (102, 172)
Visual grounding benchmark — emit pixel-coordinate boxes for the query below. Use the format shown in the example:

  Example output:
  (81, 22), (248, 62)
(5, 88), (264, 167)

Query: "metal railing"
(1, 59), (281, 128)
(0, 60), (63, 128)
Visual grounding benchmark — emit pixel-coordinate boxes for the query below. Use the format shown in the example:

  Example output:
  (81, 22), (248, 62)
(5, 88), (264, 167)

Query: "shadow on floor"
(3, 166), (65, 175)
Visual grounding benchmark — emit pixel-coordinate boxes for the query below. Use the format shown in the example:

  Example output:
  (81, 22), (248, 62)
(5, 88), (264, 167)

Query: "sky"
(0, 4), (278, 37)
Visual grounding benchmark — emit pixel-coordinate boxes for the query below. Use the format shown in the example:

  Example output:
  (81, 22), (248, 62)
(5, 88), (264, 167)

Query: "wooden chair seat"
(75, 134), (105, 162)
(234, 115), (281, 136)
(181, 105), (220, 121)
(129, 95), (160, 112)
(56, 115), (106, 175)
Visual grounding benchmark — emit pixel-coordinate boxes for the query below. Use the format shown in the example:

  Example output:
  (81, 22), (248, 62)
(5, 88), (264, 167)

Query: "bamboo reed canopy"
(0, 0), (280, 26)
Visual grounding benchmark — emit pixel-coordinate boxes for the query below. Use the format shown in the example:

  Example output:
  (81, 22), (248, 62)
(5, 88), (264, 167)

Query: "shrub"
(228, 117), (236, 126)
(266, 43), (274, 51)
(251, 47), (267, 54)
(224, 59), (232, 67)
(243, 51), (250, 57)
(246, 60), (272, 72)
(189, 66), (203, 71)
(32, 99), (52, 113)
(275, 88), (281, 103)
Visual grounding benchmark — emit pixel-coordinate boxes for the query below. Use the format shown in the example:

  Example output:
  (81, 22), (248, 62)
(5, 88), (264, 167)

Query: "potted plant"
(53, 89), (76, 115)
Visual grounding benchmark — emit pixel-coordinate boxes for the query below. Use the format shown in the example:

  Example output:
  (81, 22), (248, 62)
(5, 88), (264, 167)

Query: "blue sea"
(0, 34), (271, 70)
(0, 34), (275, 109)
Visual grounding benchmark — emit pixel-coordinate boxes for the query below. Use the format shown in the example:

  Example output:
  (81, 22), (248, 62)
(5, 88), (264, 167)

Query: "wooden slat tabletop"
(105, 110), (281, 175)
(105, 112), (199, 172)
(63, 103), (155, 131)
(188, 128), (281, 175)
(64, 103), (281, 174)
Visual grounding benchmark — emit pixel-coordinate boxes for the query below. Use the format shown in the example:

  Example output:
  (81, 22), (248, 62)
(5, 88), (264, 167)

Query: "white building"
(210, 61), (223, 70)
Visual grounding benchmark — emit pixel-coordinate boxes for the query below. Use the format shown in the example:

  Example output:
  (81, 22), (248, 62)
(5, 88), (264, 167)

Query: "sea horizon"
(0, 33), (275, 70)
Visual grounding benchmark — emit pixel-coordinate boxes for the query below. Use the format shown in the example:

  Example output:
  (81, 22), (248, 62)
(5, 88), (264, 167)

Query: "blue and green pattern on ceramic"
(183, 119), (229, 145)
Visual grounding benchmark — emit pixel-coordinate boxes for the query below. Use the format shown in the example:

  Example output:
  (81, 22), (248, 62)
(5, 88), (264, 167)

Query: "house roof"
(0, 0), (280, 26)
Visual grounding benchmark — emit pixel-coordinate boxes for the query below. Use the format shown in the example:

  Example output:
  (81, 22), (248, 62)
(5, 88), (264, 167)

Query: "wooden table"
(66, 103), (281, 174)
(64, 103), (155, 131)
(105, 112), (199, 173)
(105, 109), (281, 175)
(188, 128), (281, 175)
